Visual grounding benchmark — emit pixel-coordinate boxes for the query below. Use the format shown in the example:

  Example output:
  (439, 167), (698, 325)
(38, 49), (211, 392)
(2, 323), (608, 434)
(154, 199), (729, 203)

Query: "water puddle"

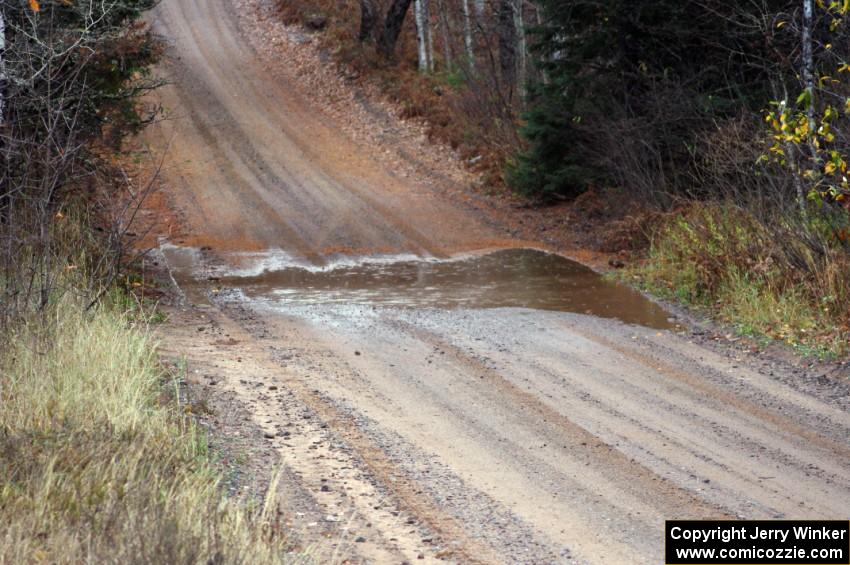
(175, 247), (675, 330)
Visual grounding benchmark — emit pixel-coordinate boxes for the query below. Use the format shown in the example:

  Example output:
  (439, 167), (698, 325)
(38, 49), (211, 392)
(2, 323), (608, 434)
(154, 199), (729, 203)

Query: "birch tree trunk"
(802, 0), (814, 124)
(425, 0), (435, 71)
(800, 0), (815, 213)
(415, 0), (429, 71)
(534, 4), (550, 85)
(461, 0), (475, 71)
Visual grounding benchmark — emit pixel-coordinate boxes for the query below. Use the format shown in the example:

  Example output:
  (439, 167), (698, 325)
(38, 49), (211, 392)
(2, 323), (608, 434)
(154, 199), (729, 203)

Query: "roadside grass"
(0, 294), (295, 564)
(626, 202), (850, 358)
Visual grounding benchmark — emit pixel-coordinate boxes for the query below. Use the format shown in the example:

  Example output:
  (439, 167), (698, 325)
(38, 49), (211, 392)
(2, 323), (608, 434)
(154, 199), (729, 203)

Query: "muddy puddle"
(162, 246), (676, 330)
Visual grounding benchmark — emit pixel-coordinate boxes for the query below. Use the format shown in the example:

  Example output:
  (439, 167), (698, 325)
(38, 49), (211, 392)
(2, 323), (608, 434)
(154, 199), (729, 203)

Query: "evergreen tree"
(509, 0), (796, 201)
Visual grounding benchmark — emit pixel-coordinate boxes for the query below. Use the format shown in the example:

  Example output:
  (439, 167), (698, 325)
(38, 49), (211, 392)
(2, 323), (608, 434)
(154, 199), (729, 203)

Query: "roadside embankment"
(0, 294), (295, 564)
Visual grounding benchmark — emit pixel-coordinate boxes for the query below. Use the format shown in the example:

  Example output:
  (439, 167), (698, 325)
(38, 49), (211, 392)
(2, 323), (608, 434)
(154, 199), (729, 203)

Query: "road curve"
(148, 1), (850, 563)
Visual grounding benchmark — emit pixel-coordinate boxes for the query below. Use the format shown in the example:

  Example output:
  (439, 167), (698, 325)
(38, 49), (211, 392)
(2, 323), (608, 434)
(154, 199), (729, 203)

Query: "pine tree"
(508, 0), (797, 201)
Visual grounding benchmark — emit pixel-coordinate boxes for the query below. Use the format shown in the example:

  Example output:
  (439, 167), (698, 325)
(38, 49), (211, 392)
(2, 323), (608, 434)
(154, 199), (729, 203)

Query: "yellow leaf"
(29, 0), (40, 11)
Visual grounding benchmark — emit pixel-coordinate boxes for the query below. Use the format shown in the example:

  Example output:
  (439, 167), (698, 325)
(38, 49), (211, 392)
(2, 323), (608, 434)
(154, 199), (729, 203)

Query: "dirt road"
(146, 0), (519, 259)
(146, 1), (850, 563)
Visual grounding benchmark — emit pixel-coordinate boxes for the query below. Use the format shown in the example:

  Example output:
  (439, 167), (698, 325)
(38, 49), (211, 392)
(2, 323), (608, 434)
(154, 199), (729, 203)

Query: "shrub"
(632, 202), (850, 356)
(0, 0), (163, 326)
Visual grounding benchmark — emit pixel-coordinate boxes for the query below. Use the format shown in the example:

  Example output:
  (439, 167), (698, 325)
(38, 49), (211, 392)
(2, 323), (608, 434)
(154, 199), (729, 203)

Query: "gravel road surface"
(147, 1), (850, 563)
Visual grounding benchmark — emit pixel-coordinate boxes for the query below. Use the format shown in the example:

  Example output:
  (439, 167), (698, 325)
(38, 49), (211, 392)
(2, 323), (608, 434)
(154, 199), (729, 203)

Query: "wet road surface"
(148, 1), (850, 563)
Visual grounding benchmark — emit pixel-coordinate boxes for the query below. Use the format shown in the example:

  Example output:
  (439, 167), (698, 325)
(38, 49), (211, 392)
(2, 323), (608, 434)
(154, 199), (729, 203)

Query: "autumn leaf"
(29, 0), (40, 12)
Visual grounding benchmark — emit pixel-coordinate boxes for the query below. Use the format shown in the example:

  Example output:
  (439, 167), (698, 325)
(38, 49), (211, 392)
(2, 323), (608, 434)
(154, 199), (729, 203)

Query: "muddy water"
(186, 248), (676, 330)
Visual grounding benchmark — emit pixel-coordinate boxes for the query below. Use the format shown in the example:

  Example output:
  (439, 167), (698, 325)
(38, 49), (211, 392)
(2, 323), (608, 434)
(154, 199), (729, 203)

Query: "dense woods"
(280, 0), (850, 354)
(283, 0), (848, 209)
(511, 1), (850, 208)
(317, 0), (850, 207)
(514, 0), (850, 353)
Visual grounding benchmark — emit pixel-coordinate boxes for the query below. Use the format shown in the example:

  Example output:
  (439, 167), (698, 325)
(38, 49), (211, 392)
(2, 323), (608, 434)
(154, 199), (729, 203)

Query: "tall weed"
(632, 202), (850, 357)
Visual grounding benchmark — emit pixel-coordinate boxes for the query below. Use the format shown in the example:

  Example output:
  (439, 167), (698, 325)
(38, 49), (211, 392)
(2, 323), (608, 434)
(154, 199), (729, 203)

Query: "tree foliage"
(1, 0), (160, 155)
(508, 1), (815, 202)
(0, 0), (161, 321)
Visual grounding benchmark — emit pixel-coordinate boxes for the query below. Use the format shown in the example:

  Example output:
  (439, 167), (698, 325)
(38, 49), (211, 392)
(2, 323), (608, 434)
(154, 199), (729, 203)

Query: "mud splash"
(173, 248), (675, 329)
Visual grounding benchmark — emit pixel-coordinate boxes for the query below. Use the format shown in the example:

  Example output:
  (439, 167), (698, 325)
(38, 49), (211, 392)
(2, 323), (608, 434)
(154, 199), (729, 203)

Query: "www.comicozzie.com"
(665, 520), (850, 564)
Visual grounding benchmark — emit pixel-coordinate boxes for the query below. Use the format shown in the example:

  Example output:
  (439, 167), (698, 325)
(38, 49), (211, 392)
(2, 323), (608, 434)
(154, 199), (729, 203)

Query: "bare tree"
(802, 0), (814, 128)
(461, 0), (475, 70)
(359, 0), (378, 42)
(415, 0), (430, 71)
(514, 0), (526, 99)
(801, 0), (817, 214)
(438, 0), (453, 71)
(0, 0), (161, 324)
(379, 0), (414, 57)
(498, 0), (517, 88)
(425, 0), (435, 69)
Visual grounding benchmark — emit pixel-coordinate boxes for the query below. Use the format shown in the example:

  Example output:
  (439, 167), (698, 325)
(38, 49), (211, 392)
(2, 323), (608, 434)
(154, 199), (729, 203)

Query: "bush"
(504, 81), (594, 201)
(631, 202), (850, 356)
(0, 0), (163, 326)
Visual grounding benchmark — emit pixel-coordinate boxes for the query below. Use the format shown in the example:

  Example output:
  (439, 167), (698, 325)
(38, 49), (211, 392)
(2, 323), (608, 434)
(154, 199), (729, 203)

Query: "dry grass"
(0, 295), (297, 564)
(629, 202), (850, 357)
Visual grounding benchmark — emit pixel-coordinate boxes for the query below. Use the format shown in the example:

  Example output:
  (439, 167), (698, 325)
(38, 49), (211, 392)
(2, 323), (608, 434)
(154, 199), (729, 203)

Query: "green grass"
(626, 202), (850, 359)
(0, 295), (295, 564)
